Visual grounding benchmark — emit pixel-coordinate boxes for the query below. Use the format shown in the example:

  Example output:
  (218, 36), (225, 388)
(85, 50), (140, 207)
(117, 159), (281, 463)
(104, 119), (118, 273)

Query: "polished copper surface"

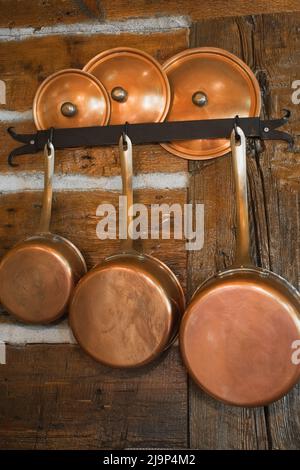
(69, 134), (185, 368)
(83, 47), (170, 124)
(162, 47), (261, 159)
(33, 69), (110, 130)
(70, 253), (184, 368)
(0, 143), (87, 324)
(0, 234), (86, 324)
(180, 269), (300, 406)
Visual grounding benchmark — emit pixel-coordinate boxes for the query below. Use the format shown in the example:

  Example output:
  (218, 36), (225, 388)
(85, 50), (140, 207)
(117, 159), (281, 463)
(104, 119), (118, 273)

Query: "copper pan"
(162, 47), (261, 160)
(83, 47), (170, 124)
(180, 127), (300, 407)
(33, 69), (110, 130)
(0, 143), (87, 324)
(69, 134), (185, 368)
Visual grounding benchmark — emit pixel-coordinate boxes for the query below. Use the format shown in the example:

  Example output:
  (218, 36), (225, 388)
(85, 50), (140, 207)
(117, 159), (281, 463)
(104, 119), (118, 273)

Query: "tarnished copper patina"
(180, 127), (300, 406)
(162, 47), (261, 160)
(0, 143), (87, 324)
(33, 69), (110, 129)
(83, 47), (170, 124)
(69, 134), (185, 368)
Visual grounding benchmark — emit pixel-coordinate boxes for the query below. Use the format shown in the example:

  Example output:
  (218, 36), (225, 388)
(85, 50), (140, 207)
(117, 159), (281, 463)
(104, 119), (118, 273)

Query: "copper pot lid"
(83, 47), (170, 124)
(33, 69), (110, 130)
(162, 47), (261, 159)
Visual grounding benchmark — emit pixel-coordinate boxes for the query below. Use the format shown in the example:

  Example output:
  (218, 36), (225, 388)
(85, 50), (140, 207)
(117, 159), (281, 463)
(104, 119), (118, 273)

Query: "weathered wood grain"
(0, 29), (188, 111)
(0, 3), (299, 451)
(0, 121), (188, 175)
(0, 344), (188, 449)
(247, 13), (300, 450)
(187, 153), (269, 449)
(1, 0), (300, 27)
(189, 11), (300, 449)
(0, 189), (187, 288)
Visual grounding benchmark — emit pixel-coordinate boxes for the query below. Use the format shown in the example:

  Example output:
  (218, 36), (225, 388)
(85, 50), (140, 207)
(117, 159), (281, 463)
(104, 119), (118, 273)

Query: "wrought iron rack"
(6, 110), (293, 166)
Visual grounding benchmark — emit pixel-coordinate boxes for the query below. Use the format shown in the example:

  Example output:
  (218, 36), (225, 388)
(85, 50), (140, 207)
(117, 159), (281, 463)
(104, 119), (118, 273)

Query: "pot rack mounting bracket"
(7, 110), (294, 166)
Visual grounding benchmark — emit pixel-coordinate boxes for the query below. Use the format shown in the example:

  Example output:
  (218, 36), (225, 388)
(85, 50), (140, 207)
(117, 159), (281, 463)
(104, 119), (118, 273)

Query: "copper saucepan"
(70, 134), (185, 368)
(0, 142), (87, 323)
(180, 126), (300, 406)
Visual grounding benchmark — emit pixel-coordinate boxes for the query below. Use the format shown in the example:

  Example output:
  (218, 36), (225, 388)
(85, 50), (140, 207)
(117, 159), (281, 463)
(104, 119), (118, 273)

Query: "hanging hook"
(46, 127), (54, 153)
(121, 122), (129, 150)
(234, 115), (241, 143)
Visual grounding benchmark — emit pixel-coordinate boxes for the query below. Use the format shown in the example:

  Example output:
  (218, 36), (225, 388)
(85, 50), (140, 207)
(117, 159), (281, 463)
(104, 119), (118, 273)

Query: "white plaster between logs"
(0, 172), (188, 193)
(0, 16), (190, 41)
(0, 320), (76, 346)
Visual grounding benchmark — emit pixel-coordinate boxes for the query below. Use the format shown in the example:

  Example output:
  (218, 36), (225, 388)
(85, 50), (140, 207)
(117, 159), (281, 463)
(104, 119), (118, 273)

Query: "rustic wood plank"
(0, 344), (187, 449)
(187, 153), (269, 449)
(188, 15), (275, 450)
(102, 0), (300, 22)
(0, 0), (105, 28)
(1, 0), (300, 27)
(0, 22), (189, 450)
(0, 121), (188, 175)
(0, 29), (188, 111)
(0, 189), (187, 288)
(247, 13), (300, 450)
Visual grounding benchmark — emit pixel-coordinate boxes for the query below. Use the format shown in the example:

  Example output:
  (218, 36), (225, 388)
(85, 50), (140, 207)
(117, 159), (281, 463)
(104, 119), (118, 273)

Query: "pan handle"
(119, 133), (134, 250)
(230, 127), (251, 267)
(38, 141), (55, 233)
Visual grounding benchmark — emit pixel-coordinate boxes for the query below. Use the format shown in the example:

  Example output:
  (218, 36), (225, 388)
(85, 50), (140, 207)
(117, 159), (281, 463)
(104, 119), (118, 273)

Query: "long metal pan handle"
(39, 141), (55, 233)
(119, 133), (133, 250)
(230, 127), (251, 267)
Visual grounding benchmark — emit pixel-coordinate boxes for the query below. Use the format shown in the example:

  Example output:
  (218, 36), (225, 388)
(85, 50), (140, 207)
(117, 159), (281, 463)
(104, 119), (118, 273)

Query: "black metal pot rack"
(7, 110), (293, 167)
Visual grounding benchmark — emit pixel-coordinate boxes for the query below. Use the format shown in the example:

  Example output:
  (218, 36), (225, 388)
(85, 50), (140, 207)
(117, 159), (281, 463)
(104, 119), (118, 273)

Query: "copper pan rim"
(192, 265), (300, 302)
(180, 353), (300, 407)
(27, 232), (88, 279)
(33, 68), (111, 130)
(83, 47), (171, 123)
(106, 250), (185, 308)
(160, 142), (230, 160)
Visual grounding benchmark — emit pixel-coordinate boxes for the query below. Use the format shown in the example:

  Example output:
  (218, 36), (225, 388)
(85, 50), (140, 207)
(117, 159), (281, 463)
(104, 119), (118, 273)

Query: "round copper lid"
(33, 69), (110, 130)
(162, 47), (261, 160)
(83, 47), (170, 124)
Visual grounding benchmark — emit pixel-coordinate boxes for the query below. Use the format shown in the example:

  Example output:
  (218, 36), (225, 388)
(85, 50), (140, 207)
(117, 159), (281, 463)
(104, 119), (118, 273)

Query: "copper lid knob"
(111, 86), (128, 103)
(60, 101), (78, 117)
(192, 91), (208, 107)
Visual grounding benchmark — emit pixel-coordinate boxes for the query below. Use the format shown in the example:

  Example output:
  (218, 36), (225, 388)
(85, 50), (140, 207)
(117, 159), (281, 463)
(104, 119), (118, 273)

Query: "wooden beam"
(188, 11), (300, 449)
(0, 344), (188, 449)
(1, 1), (300, 28)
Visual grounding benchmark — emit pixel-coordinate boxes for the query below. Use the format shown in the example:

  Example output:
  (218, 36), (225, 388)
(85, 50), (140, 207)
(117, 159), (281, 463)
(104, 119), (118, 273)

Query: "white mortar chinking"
(0, 16), (190, 41)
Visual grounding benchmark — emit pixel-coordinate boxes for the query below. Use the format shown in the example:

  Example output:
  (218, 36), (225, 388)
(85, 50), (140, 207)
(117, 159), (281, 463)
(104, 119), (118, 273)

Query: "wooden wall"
(0, 1), (299, 449)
